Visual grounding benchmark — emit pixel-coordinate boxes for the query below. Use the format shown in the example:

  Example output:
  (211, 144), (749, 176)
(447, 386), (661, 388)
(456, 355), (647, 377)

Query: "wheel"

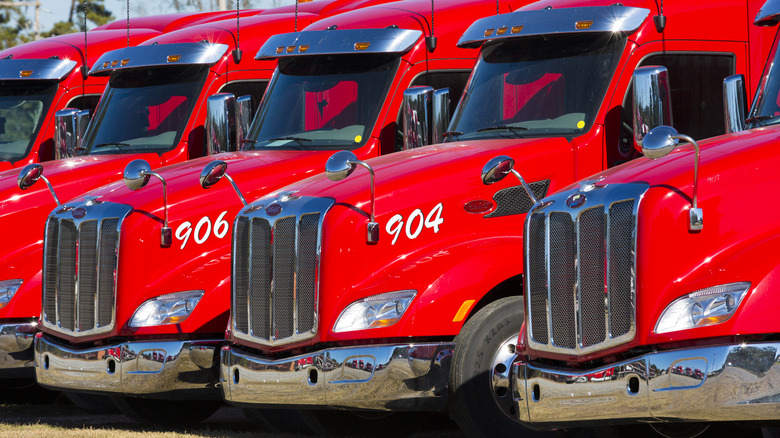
(64, 392), (118, 414)
(111, 396), (221, 426)
(449, 295), (536, 438)
(242, 408), (315, 434)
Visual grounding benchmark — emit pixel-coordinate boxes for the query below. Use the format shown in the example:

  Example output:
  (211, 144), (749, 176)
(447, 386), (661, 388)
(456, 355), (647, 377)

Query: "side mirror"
(200, 160), (228, 189)
(205, 93), (237, 155)
(641, 125), (679, 159)
(123, 159), (152, 191)
(54, 109), (90, 159)
(723, 74), (747, 133)
(402, 86), (433, 150)
(236, 95), (253, 151)
(481, 155), (515, 185)
(17, 163), (44, 190)
(431, 88), (451, 144)
(325, 150), (359, 181)
(632, 66), (673, 150)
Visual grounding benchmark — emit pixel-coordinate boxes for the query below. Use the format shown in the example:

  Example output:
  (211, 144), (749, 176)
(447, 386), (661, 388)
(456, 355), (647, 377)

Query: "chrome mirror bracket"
(123, 159), (172, 246)
(481, 155), (538, 204)
(199, 160), (247, 206)
(642, 126), (702, 231)
(325, 150), (377, 243)
(17, 164), (62, 206)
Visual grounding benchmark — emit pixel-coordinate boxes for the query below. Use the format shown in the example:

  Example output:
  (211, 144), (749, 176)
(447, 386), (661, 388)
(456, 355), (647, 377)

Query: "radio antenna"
(126, 0), (130, 47)
(426, 0), (436, 52)
(232, 0), (242, 63)
(81, 0), (88, 81)
(295, 0), (299, 32)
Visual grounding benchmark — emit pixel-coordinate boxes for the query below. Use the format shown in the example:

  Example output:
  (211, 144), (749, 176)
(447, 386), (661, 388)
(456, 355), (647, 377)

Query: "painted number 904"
(175, 211), (229, 249)
(385, 203), (443, 245)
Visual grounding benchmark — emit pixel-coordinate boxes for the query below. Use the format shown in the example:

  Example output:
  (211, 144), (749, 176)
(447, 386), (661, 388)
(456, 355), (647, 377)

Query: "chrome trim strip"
(458, 5), (649, 48)
(89, 42), (229, 76)
(0, 58), (76, 81)
(514, 342), (780, 424)
(0, 321), (36, 371)
(523, 182), (648, 355)
(232, 195), (334, 347)
(221, 342), (453, 411)
(256, 28), (423, 60)
(41, 200), (132, 337)
(34, 334), (222, 398)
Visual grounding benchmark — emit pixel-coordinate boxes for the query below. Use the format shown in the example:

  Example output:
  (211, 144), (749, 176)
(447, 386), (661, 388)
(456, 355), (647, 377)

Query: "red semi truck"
(0, 11), (253, 171)
(1, 0), (367, 400)
(504, 0), (780, 435)
(0, 11), (252, 383)
(210, 0), (773, 436)
(30, 0), (495, 426)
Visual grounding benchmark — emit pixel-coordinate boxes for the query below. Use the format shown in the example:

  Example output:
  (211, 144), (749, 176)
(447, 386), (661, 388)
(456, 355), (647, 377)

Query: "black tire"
(111, 396), (221, 426)
(64, 392), (119, 414)
(242, 408), (315, 434)
(449, 295), (539, 438)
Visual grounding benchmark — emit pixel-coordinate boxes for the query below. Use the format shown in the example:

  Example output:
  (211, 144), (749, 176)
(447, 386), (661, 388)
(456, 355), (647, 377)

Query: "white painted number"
(385, 203), (444, 245)
(175, 210), (230, 249)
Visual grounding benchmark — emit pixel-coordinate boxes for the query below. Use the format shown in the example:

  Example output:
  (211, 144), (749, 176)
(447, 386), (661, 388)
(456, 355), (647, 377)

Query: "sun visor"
(256, 28), (422, 60)
(0, 58), (77, 81)
(89, 42), (228, 76)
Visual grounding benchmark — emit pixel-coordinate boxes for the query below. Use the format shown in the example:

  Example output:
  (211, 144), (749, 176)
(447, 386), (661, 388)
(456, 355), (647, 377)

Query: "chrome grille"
(232, 195), (334, 346)
(42, 201), (131, 337)
(524, 182), (648, 356)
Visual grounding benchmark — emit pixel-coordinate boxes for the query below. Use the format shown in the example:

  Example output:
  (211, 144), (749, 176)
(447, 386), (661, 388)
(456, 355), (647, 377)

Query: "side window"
(219, 81), (269, 117)
(614, 54), (735, 167)
(67, 95), (101, 112)
(394, 71), (471, 151)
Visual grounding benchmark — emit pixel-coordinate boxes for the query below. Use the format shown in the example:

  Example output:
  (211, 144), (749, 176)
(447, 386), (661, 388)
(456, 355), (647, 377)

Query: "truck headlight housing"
(0, 279), (23, 309)
(333, 290), (416, 333)
(654, 282), (750, 334)
(129, 291), (204, 327)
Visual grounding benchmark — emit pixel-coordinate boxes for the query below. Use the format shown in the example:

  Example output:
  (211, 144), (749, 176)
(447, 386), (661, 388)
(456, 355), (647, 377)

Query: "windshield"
(245, 53), (400, 150)
(447, 33), (626, 141)
(82, 65), (208, 155)
(746, 29), (780, 128)
(0, 80), (57, 162)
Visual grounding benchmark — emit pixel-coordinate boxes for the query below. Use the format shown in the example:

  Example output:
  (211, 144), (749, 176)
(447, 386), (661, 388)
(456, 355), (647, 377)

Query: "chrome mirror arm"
(669, 133), (702, 231)
(41, 176), (62, 207)
(350, 159), (378, 243)
(222, 173), (248, 207)
(510, 169), (538, 205)
(141, 170), (172, 246)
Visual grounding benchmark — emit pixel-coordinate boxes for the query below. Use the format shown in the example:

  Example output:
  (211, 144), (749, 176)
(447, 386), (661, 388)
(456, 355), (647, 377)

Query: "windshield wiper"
(442, 131), (463, 141)
(476, 125), (528, 137)
(267, 136), (313, 146)
(745, 115), (774, 126)
(92, 142), (132, 150)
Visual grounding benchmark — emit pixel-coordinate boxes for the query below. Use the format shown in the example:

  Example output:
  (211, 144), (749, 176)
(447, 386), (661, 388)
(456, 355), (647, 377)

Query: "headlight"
(0, 279), (23, 309)
(333, 290), (416, 333)
(129, 291), (204, 327)
(654, 282), (750, 334)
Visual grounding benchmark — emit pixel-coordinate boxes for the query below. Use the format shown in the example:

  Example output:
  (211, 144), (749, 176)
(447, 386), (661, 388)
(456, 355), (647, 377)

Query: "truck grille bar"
(232, 195), (334, 347)
(524, 182), (648, 356)
(42, 200), (131, 337)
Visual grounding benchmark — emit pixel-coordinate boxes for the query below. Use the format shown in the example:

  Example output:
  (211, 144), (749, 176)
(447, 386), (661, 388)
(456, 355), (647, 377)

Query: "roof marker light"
(484, 28), (495, 37)
(298, 45), (310, 53)
(110, 60), (119, 67)
(19, 70), (32, 78)
(121, 59), (129, 66)
(167, 55), (182, 62)
(576, 20), (594, 29)
(354, 42), (371, 50)
(276, 46), (285, 54)
(286, 46), (296, 53)
(497, 27), (508, 35)
(102, 61), (110, 68)
(511, 25), (524, 34)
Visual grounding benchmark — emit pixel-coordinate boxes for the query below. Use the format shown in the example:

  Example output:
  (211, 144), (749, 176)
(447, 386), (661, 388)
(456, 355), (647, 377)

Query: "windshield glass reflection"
(0, 80), (57, 162)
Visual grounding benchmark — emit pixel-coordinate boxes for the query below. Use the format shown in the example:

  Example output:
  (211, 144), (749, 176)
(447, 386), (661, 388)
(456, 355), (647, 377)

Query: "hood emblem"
(72, 207), (87, 219)
(266, 203), (282, 216)
(566, 193), (587, 209)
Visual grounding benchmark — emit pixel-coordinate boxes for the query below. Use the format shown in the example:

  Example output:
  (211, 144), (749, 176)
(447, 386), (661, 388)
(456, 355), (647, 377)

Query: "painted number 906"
(385, 203), (444, 245)
(175, 211), (229, 249)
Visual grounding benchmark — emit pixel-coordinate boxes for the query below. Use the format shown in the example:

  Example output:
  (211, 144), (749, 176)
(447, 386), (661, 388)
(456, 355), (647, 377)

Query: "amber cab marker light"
(354, 42), (371, 51)
(576, 20), (594, 29)
(511, 25), (524, 34)
(483, 28), (495, 37)
(19, 70), (32, 78)
(121, 59), (130, 66)
(167, 55), (182, 63)
(299, 45), (310, 53)
(497, 27), (508, 35)
(276, 46), (285, 54)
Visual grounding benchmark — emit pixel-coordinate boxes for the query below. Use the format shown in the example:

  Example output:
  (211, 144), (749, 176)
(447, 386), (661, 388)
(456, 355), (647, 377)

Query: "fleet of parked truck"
(2, 0), (780, 436)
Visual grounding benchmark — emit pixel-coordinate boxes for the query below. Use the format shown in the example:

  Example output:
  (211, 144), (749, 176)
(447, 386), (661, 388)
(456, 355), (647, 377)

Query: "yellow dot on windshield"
(354, 135), (362, 143)
(577, 121), (585, 129)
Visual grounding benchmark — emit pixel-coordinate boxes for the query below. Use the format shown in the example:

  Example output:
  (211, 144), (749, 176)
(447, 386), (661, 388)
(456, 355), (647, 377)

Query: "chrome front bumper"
(514, 342), (780, 426)
(221, 342), (454, 411)
(0, 321), (36, 374)
(34, 333), (222, 399)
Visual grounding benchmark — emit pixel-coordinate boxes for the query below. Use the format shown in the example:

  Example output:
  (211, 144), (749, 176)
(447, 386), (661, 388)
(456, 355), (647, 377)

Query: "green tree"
(42, 0), (114, 38)
(0, 6), (31, 49)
